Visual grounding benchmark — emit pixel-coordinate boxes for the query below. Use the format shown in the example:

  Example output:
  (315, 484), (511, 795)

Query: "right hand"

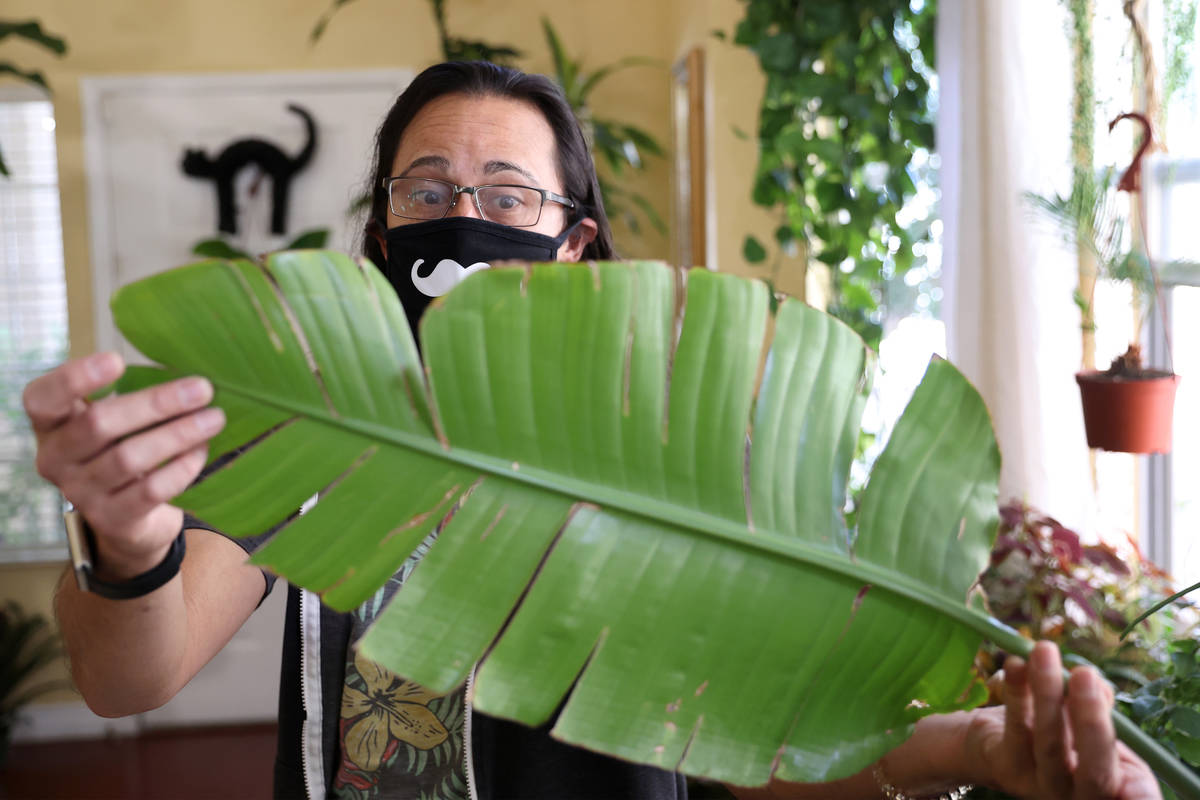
(23, 352), (225, 580)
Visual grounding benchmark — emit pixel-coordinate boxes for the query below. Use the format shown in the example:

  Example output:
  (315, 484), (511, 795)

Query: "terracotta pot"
(1075, 371), (1180, 454)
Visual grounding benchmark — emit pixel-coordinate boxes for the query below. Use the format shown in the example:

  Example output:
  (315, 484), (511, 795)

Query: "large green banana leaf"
(111, 251), (1198, 795)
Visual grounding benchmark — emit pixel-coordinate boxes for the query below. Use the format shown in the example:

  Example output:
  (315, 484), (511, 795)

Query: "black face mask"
(383, 216), (582, 336)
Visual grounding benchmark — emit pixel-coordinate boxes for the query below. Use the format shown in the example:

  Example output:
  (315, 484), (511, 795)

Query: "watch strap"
(64, 502), (186, 600)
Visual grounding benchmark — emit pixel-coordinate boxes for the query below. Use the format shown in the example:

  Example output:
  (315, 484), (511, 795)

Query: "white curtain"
(938, 0), (1095, 529)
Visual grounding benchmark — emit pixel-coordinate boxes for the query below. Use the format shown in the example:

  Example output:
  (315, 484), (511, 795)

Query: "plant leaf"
(191, 239), (251, 260)
(309, 0), (360, 42)
(108, 252), (1200, 794)
(629, 192), (667, 235)
(0, 61), (49, 92)
(541, 17), (575, 91)
(285, 228), (330, 250)
(0, 21), (67, 54)
(743, 235), (767, 264)
(576, 57), (660, 101)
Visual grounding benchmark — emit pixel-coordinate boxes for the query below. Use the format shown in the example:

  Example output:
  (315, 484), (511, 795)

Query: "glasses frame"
(382, 176), (576, 228)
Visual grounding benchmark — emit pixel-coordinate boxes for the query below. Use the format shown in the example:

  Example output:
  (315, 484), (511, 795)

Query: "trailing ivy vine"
(721, 0), (936, 352)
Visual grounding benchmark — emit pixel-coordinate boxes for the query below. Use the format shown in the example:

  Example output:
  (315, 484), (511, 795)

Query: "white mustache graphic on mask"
(411, 258), (490, 297)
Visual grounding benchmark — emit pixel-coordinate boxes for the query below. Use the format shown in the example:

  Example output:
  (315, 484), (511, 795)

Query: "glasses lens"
(476, 186), (543, 227)
(390, 178), (453, 219)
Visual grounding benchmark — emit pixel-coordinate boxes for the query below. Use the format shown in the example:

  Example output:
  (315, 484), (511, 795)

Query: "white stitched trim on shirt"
(300, 587), (326, 800)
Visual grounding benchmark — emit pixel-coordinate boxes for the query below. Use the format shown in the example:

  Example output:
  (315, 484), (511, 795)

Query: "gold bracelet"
(871, 764), (973, 800)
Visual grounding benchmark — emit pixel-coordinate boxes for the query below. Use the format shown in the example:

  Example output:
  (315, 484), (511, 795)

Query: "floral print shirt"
(332, 537), (468, 800)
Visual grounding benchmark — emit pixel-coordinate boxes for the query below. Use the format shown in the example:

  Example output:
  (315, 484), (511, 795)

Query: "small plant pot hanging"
(1075, 370), (1180, 453)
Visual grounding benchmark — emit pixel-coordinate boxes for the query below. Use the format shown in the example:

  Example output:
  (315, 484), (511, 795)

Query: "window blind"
(0, 98), (68, 561)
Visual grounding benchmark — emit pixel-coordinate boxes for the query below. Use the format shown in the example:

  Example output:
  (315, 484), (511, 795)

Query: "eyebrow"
(483, 160), (537, 184)
(399, 156), (539, 186)
(400, 155), (451, 176)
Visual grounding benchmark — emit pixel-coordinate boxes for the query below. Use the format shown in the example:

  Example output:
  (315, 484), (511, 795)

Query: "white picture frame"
(82, 68), (414, 358)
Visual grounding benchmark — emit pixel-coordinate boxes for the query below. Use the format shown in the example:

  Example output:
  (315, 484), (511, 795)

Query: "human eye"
(408, 181), (450, 207)
(479, 186), (537, 223)
(492, 192), (525, 210)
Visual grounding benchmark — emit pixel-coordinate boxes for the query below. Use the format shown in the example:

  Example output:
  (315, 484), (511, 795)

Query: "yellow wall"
(3, 0), (777, 713)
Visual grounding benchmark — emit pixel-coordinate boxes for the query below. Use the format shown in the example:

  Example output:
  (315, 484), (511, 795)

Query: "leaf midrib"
(211, 375), (1030, 657)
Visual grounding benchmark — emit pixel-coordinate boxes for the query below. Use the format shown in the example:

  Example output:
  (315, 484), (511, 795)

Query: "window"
(0, 92), (68, 561)
(1086, 0), (1200, 582)
(1144, 157), (1200, 584)
(1162, 284), (1200, 579)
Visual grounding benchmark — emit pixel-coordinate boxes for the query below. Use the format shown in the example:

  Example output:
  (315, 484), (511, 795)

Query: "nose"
(445, 188), (482, 220)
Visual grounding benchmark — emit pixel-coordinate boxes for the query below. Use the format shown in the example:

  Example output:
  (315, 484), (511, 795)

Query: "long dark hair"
(362, 61), (615, 266)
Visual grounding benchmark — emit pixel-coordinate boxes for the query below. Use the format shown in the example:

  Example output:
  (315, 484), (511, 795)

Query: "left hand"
(964, 640), (1161, 799)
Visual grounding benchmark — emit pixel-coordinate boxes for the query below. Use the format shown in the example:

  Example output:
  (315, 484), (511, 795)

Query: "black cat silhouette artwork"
(181, 104), (317, 235)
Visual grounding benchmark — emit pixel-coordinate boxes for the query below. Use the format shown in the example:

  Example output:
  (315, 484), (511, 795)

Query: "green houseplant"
(190, 227), (330, 261)
(310, 1), (665, 245)
(0, 601), (67, 767)
(1031, 0), (1181, 454)
(104, 250), (1200, 795)
(1027, 124), (1180, 454)
(976, 501), (1200, 798)
(0, 19), (68, 177)
(720, 0), (937, 353)
(1119, 638), (1200, 799)
(980, 500), (1191, 689)
(538, 17), (664, 238)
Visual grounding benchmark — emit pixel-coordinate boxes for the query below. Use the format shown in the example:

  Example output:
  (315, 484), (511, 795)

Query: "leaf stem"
(1121, 579), (1200, 639)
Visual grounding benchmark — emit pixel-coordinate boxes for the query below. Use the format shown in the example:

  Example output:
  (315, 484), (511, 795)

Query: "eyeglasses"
(383, 176), (575, 227)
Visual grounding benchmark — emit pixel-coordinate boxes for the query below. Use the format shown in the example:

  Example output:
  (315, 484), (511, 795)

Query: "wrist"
(91, 536), (174, 581)
(63, 503), (187, 599)
(879, 712), (982, 796)
(84, 507), (186, 580)
(872, 761), (973, 800)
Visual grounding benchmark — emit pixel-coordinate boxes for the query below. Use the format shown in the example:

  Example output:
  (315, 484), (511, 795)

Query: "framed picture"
(672, 47), (707, 269)
(82, 68), (413, 357)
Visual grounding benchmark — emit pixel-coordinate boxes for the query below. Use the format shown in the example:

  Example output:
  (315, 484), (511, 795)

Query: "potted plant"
(980, 500), (1191, 691)
(1027, 112), (1180, 454)
(1119, 637), (1200, 799)
(975, 500), (1200, 798)
(0, 600), (68, 767)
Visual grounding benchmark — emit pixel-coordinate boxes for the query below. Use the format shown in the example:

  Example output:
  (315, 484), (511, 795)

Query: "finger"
(1068, 667), (1120, 800)
(1116, 741), (1166, 800)
(23, 353), (124, 434)
(48, 375), (215, 465)
(1030, 642), (1074, 798)
(87, 445), (210, 535)
(79, 407), (225, 495)
(1003, 656), (1035, 758)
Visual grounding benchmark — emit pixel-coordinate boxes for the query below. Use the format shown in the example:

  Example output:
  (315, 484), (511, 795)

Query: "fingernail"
(1072, 671), (1102, 700)
(178, 378), (213, 406)
(86, 352), (118, 382)
(194, 407), (225, 434)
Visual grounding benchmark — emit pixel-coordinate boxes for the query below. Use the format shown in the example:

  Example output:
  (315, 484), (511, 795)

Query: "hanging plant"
(719, 0), (937, 352)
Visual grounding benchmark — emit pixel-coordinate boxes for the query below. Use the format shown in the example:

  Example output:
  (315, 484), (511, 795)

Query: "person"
(25, 61), (1161, 800)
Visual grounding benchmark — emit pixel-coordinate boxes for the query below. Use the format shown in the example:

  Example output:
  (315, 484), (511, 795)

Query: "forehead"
(390, 92), (561, 187)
